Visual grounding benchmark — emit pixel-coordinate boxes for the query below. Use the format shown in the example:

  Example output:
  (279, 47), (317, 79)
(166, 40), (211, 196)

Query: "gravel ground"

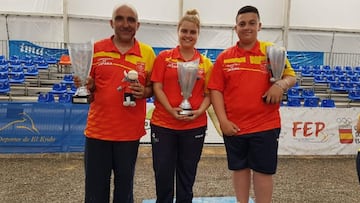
(0, 145), (359, 203)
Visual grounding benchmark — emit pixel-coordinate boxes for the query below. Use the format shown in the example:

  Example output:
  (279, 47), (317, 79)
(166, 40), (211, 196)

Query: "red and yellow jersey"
(150, 46), (213, 130)
(85, 36), (155, 141)
(208, 40), (295, 135)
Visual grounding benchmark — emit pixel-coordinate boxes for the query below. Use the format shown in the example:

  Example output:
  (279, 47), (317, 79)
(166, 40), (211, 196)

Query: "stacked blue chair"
(343, 83), (356, 91)
(350, 76), (360, 85)
(24, 66), (39, 76)
(36, 60), (49, 70)
(8, 64), (24, 75)
(50, 83), (67, 94)
(0, 80), (10, 94)
(33, 56), (49, 70)
(58, 93), (72, 103)
(287, 88), (303, 99)
(354, 66), (360, 74)
(326, 75), (336, 84)
(348, 90), (360, 101)
(313, 75), (327, 83)
(0, 58), (8, 71)
(8, 59), (22, 75)
(301, 66), (313, 77)
(313, 69), (323, 77)
(20, 55), (32, 64)
(8, 55), (19, 64)
(37, 92), (55, 103)
(323, 70), (334, 77)
(330, 82), (345, 92)
(344, 66), (353, 73)
(0, 72), (8, 82)
(333, 65), (343, 72)
(46, 56), (58, 65)
(322, 65), (331, 71)
(67, 84), (77, 95)
(320, 99), (335, 108)
(23, 59), (35, 70)
(302, 88), (317, 98)
(303, 97), (319, 107)
(286, 97), (302, 107)
(9, 72), (25, 83)
(61, 74), (74, 85)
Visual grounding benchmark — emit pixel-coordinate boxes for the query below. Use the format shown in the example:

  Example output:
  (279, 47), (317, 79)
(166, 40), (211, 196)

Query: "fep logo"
(292, 121), (328, 142)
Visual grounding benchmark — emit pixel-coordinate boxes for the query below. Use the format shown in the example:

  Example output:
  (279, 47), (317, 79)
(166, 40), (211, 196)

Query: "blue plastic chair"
(23, 60), (35, 69)
(301, 68), (313, 77)
(292, 65), (302, 72)
(8, 55), (19, 64)
(24, 66), (39, 76)
(50, 83), (67, 94)
(344, 66), (353, 73)
(320, 99), (335, 108)
(38, 92), (55, 103)
(287, 88), (303, 99)
(354, 66), (360, 74)
(58, 93), (72, 103)
(67, 84), (77, 95)
(61, 74), (74, 85)
(46, 56), (58, 65)
(330, 82), (345, 92)
(286, 97), (302, 107)
(0, 72), (8, 82)
(322, 65), (331, 71)
(303, 97), (319, 107)
(0, 80), (10, 94)
(333, 66), (343, 72)
(8, 64), (23, 75)
(0, 59), (8, 71)
(314, 75), (327, 83)
(9, 72), (25, 83)
(302, 89), (316, 98)
(348, 90), (360, 101)
(20, 55), (32, 64)
(36, 60), (49, 69)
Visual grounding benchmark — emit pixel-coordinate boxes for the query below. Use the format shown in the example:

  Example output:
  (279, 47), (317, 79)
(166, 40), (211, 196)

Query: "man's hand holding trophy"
(263, 45), (288, 104)
(69, 41), (94, 104)
(267, 45), (287, 83)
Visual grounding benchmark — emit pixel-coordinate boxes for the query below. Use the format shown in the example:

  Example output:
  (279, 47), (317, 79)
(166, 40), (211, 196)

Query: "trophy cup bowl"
(177, 59), (199, 115)
(68, 41), (93, 104)
(267, 45), (287, 83)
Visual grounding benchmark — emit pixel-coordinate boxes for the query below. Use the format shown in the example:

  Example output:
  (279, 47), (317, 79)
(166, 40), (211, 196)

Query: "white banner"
(142, 104), (360, 155)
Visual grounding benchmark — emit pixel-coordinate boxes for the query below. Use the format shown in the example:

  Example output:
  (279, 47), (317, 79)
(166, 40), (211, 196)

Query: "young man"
(74, 3), (155, 203)
(208, 5), (296, 203)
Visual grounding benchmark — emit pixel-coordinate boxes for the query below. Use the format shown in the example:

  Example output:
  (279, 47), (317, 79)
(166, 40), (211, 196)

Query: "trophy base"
(178, 109), (193, 116)
(72, 95), (90, 104)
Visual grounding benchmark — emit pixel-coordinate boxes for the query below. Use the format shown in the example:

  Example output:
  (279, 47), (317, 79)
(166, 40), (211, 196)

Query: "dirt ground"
(0, 145), (359, 203)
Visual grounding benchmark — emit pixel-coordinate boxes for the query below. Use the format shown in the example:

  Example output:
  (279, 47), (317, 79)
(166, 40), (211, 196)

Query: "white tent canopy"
(0, 0), (360, 53)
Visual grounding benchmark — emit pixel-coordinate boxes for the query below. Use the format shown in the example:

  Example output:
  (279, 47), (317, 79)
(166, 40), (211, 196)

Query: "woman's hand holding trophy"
(177, 59), (200, 116)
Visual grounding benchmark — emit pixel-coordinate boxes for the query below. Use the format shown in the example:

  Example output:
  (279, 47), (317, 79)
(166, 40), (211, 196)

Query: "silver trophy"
(177, 59), (200, 115)
(68, 41), (94, 104)
(267, 45), (287, 83)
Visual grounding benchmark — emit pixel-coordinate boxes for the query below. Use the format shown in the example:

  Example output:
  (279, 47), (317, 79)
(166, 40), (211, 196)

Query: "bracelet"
(282, 78), (290, 87)
(274, 82), (286, 92)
